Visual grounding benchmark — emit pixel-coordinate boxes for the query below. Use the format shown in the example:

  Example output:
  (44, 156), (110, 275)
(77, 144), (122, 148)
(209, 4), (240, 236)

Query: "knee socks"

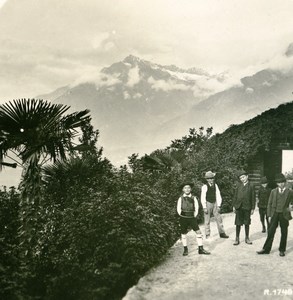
(196, 232), (203, 246)
(181, 234), (187, 247)
(182, 233), (203, 247)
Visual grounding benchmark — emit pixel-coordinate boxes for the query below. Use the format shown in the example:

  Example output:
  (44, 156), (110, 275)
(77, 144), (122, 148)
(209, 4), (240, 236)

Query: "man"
(200, 171), (229, 239)
(177, 182), (210, 256)
(257, 176), (271, 233)
(257, 173), (293, 257)
(232, 170), (255, 245)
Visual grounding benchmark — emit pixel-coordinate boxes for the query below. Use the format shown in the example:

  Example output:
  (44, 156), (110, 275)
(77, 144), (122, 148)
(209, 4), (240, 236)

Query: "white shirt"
(200, 183), (222, 209)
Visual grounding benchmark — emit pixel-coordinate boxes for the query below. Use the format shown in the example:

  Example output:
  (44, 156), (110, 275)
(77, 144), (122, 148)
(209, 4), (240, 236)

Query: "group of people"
(177, 170), (293, 257)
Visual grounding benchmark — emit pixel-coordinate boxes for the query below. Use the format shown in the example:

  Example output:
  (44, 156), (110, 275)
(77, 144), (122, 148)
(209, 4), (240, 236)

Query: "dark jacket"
(258, 185), (271, 208)
(267, 188), (293, 221)
(233, 182), (256, 210)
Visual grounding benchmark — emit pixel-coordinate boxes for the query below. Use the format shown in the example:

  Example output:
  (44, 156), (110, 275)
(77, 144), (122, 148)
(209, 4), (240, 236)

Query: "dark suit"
(233, 182), (256, 210)
(267, 188), (293, 221)
(233, 182), (256, 225)
(263, 188), (293, 252)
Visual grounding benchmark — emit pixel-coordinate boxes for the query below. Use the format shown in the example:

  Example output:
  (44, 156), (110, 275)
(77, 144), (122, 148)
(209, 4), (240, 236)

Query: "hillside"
(38, 55), (225, 164)
(154, 69), (293, 144)
(38, 54), (293, 165)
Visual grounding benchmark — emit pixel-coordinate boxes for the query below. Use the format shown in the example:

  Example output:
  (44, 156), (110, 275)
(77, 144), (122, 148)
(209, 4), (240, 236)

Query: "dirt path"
(123, 210), (293, 300)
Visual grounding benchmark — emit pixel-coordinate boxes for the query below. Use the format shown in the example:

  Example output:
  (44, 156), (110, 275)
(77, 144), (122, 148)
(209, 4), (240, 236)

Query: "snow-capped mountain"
(38, 53), (293, 165)
(38, 55), (226, 164)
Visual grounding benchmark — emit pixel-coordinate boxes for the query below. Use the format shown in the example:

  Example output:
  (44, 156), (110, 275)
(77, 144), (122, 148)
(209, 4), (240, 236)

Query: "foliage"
(2, 100), (293, 300)
(0, 187), (22, 300)
(15, 152), (181, 299)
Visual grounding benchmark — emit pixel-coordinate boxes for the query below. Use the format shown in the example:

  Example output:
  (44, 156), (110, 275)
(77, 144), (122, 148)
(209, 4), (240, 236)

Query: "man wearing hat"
(232, 170), (256, 245)
(257, 173), (293, 257)
(257, 176), (271, 233)
(177, 182), (210, 256)
(200, 171), (229, 239)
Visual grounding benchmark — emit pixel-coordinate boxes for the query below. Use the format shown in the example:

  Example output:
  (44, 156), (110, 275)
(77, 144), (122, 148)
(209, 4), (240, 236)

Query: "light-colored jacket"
(201, 183), (222, 209)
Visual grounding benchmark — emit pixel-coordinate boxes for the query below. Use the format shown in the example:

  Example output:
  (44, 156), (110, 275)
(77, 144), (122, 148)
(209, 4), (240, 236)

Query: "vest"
(181, 196), (195, 217)
(206, 184), (216, 203)
(276, 190), (287, 213)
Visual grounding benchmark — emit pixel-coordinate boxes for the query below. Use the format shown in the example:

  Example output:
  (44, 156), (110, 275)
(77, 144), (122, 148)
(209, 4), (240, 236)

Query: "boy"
(232, 170), (255, 245)
(257, 173), (293, 257)
(177, 182), (210, 256)
(201, 171), (229, 239)
(257, 176), (271, 233)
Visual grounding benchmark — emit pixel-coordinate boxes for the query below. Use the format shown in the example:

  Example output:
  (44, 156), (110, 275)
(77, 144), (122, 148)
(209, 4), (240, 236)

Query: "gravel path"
(123, 210), (293, 300)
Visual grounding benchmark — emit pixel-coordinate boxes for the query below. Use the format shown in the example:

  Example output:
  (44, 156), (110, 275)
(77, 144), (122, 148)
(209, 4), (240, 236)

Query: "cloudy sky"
(1, 0), (293, 186)
(1, 0), (293, 102)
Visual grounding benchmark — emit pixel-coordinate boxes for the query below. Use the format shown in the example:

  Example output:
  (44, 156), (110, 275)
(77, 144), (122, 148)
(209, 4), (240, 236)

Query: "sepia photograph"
(1, 1), (293, 299)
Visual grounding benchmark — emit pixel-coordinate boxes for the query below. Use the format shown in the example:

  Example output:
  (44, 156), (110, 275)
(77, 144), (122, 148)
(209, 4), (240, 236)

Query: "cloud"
(70, 67), (122, 89)
(2, 0), (293, 103)
(262, 81), (272, 87)
(92, 32), (110, 49)
(285, 43), (293, 57)
(245, 87), (254, 94)
(148, 76), (190, 92)
(193, 75), (231, 94)
(134, 93), (142, 99)
(0, 0), (8, 9)
(123, 91), (130, 99)
(127, 66), (140, 87)
(91, 32), (117, 52)
(104, 41), (115, 51)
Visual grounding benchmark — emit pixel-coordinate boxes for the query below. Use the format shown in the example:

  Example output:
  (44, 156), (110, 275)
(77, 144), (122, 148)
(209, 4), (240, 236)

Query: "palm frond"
(0, 99), (91, 164)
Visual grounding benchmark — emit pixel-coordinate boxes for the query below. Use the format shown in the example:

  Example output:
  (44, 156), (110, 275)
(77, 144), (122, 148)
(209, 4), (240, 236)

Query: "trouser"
(259, 207), (270, 227)
(204, 201), (225, 236)
(263, 212), (289, 252)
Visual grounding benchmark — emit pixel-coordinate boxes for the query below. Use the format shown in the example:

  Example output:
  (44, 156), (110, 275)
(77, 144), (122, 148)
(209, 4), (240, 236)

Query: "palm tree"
(0, 99), (90, 181)
(0, 98), (90, 257)
(142, 150), (182, 172)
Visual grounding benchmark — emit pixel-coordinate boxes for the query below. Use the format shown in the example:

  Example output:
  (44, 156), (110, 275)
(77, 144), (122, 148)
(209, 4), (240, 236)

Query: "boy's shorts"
(179, 216), (200, 234)
(234, 208), (251, 225)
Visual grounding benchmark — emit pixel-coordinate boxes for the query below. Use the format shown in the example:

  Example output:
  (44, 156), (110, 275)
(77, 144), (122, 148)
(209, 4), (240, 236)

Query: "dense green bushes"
(2, 119), (274, 299)
(23, 156), (183, 299)
(3, 101), (293, 299)
(0, 187), (22, 300)
(0, 125), (240, 300)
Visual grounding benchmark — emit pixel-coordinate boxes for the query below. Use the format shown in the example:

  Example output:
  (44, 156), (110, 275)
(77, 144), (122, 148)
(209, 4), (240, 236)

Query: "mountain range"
(38, 50), (293, 165)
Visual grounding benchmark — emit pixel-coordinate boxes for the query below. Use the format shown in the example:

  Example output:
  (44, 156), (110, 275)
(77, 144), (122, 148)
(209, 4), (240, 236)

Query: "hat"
(260, 176), (268, 184)
(180, 182), (194, 190)
(204, 171), (216, 179)
(236, 170), (248, 178)
(275, 173), (286, 183)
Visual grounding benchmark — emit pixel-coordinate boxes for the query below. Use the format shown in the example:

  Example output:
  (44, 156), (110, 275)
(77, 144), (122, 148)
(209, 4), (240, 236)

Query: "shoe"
(183, 247), (188, 256)
(245, 238), (252, 245)
(262, 226), (266, 233)
(198, 246), (210, 255)
(279, 251), (285, 257)
(233, 238), (240, 246)
(257, 249), (270, 254)
(220, 233), (229, 239)
(205, 235), (210, 239)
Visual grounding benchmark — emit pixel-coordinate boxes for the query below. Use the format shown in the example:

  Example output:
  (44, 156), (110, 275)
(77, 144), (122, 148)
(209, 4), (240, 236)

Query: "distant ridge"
(38, 52), (293, 165)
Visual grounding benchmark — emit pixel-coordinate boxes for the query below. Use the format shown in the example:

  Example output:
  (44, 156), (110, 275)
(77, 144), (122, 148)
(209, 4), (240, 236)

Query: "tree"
(0, 99), (91, 292)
